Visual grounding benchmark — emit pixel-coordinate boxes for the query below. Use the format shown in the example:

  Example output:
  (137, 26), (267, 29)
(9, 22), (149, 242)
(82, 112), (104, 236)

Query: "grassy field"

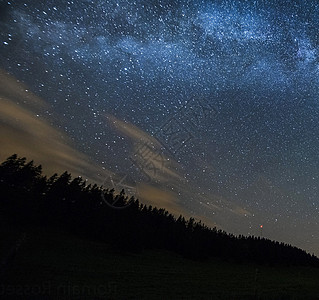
(1, 225), (319, 299)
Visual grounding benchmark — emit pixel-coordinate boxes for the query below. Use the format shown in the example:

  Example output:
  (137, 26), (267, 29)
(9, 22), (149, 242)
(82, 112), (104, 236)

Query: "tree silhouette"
(0, 154), (318, 267)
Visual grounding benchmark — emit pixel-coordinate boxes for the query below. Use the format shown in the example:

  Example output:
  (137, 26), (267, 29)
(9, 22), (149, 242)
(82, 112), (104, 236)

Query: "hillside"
(1, 154), (319, 299)
(1, 225), (319, 299)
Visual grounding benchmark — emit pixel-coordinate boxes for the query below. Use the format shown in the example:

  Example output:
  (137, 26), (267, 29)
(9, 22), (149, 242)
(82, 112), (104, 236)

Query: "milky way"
(1, 0), (319, 255)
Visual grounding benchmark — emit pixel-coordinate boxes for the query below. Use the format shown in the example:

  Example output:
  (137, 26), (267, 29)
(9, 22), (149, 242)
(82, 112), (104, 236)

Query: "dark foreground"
(1, 225), (319, 300)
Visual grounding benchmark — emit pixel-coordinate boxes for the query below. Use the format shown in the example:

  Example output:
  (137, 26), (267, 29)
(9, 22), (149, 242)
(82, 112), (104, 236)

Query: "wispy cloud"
(0, 70), (106, 182)
(137, 183), (184, 215)
(105, 113), (184, 182)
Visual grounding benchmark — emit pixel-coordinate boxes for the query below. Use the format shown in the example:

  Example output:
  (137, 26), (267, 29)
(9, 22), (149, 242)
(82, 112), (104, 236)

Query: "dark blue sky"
(1, 0), (319, 255)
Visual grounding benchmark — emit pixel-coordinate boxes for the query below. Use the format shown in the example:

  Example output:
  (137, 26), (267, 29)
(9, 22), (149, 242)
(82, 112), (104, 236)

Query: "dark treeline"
(1, 154), (318, 266)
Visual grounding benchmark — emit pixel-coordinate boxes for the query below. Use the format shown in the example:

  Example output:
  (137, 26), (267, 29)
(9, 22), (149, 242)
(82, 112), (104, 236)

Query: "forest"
(1, 154), (318, 267)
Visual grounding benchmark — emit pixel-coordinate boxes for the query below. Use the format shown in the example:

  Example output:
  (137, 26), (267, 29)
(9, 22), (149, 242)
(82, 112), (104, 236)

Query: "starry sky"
(1, 0), (319, 255)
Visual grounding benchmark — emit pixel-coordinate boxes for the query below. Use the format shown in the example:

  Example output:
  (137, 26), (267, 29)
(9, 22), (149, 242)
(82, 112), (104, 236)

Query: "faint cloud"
(229, 206), (252, 217)
(105, 113), (183, 182)
(0, 70), (106, 182)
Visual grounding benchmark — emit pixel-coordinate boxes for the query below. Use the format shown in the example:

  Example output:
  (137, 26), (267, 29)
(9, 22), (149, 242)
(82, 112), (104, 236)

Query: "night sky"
(1, 0), (319, 256)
